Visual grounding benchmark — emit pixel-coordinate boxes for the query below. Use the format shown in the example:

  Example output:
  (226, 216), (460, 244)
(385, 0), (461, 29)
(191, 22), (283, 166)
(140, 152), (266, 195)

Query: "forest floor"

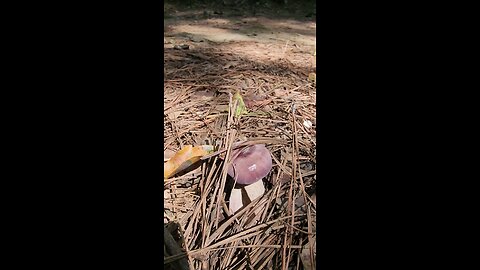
(164, 1), (317, 270)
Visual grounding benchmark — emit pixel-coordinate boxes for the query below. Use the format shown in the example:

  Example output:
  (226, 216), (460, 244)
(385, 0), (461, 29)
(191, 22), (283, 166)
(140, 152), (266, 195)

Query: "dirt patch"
(164, 2), (316, 68)
(165, 18), (315, 69)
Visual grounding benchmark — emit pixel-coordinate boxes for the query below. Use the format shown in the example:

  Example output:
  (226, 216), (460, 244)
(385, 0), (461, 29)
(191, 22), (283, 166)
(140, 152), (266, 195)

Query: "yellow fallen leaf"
(164, 145), (214, 179)
(308, 73), (316, 82)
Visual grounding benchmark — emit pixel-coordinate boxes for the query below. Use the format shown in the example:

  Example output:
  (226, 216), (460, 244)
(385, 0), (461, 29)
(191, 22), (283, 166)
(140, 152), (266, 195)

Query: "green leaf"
(233, 91), (248, 117)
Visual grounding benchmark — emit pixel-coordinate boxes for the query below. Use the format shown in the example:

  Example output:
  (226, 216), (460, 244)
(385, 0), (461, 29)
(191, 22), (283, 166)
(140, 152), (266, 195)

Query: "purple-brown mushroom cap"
(227, 144), (272, 185)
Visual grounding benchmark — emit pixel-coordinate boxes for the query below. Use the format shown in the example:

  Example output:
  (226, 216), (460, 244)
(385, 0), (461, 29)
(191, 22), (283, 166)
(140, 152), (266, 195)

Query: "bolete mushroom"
(227, 144), (272, 185)
(226, 144), (273, 214)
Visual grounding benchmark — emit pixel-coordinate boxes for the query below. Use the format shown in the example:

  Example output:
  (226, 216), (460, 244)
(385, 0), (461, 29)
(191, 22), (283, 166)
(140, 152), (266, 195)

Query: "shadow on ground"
(164, 0), (316, 21)
(164, 1), (316, 81)
(164, 44), (314, 88)
(164, 0), (316, 45)
(164, 221), (189, 270)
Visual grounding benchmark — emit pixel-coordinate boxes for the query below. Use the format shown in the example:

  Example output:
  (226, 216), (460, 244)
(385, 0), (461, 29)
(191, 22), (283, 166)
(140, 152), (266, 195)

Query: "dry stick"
(204, 160), (224, 245)
(296, 156), (316, 269)
(271, 159), (285, 188)
(201, 163), (218, 245)
(281, 220), (314, 235)
(294, 116), (316, 147)
(176, 221), (195, 270)
(200, 137), (287, 161)
(168, 116), (183, 149)
(229, 256), (250, 270)
(254, 228), (290, 266)
(282, 189), (294, 270)
(206, 168), (244, 245)
(178, 209), (194, 226)
(164, 119), (215, 149)
(207, 215), (296, 251)
(164, 117), (183, 149)
(200, 163), (208, 254)
(168, 182), (178, 222)
(215, 93), (237, 228)
(164, 85), (192, 112)
(271, 154), (293, 178)
(226, 252), (251, 270)
(251, 188), (277, 240)
(165, 205), (196, 212)
(233, 194), (272, 265)
(248, 245), (271, 269)
(204, 158), (224, 245)
(220, 244), (234, 269)
(243, 116), (289, 123)
(203, 143), (230, 246)
(183, 160), (218, 249)
(250, 191), (283, 264)
(284, 103), (299, 270)
(292, 106), (317, 253)
(306, 189), (317, 210)
(307, 203), (316, 270)
(205, 190), (268, 246)
(205, 186), (308, 244)
(266, 176), (285, 223)
(255, 248), (277, 270)
(266, 159), (292, 226)
(296, 107), (316, 122)
(164, 76), (222, 83)
(239, 194), (271, 241)
(184, 206), (199, 250)
(220, 177), (248, 269)
(295, 238), (303, 270)
(169, 83), (211, 87)
(221, 238), (237, 270)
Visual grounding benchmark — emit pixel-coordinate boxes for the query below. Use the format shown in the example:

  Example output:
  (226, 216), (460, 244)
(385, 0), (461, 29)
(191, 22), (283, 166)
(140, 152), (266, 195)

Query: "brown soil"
(164, 4), (316, 71)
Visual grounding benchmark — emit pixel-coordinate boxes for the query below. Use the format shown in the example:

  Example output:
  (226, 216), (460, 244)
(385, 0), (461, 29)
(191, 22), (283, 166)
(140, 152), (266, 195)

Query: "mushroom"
(227, 144), (272, 186)
(227, 144), (272, 214)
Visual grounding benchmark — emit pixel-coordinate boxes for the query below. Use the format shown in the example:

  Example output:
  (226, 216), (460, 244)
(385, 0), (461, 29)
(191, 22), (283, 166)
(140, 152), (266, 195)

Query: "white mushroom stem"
(244, 180), (265, 202)
(228, 180), (265, 214)
(229, 188), (244, 214)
